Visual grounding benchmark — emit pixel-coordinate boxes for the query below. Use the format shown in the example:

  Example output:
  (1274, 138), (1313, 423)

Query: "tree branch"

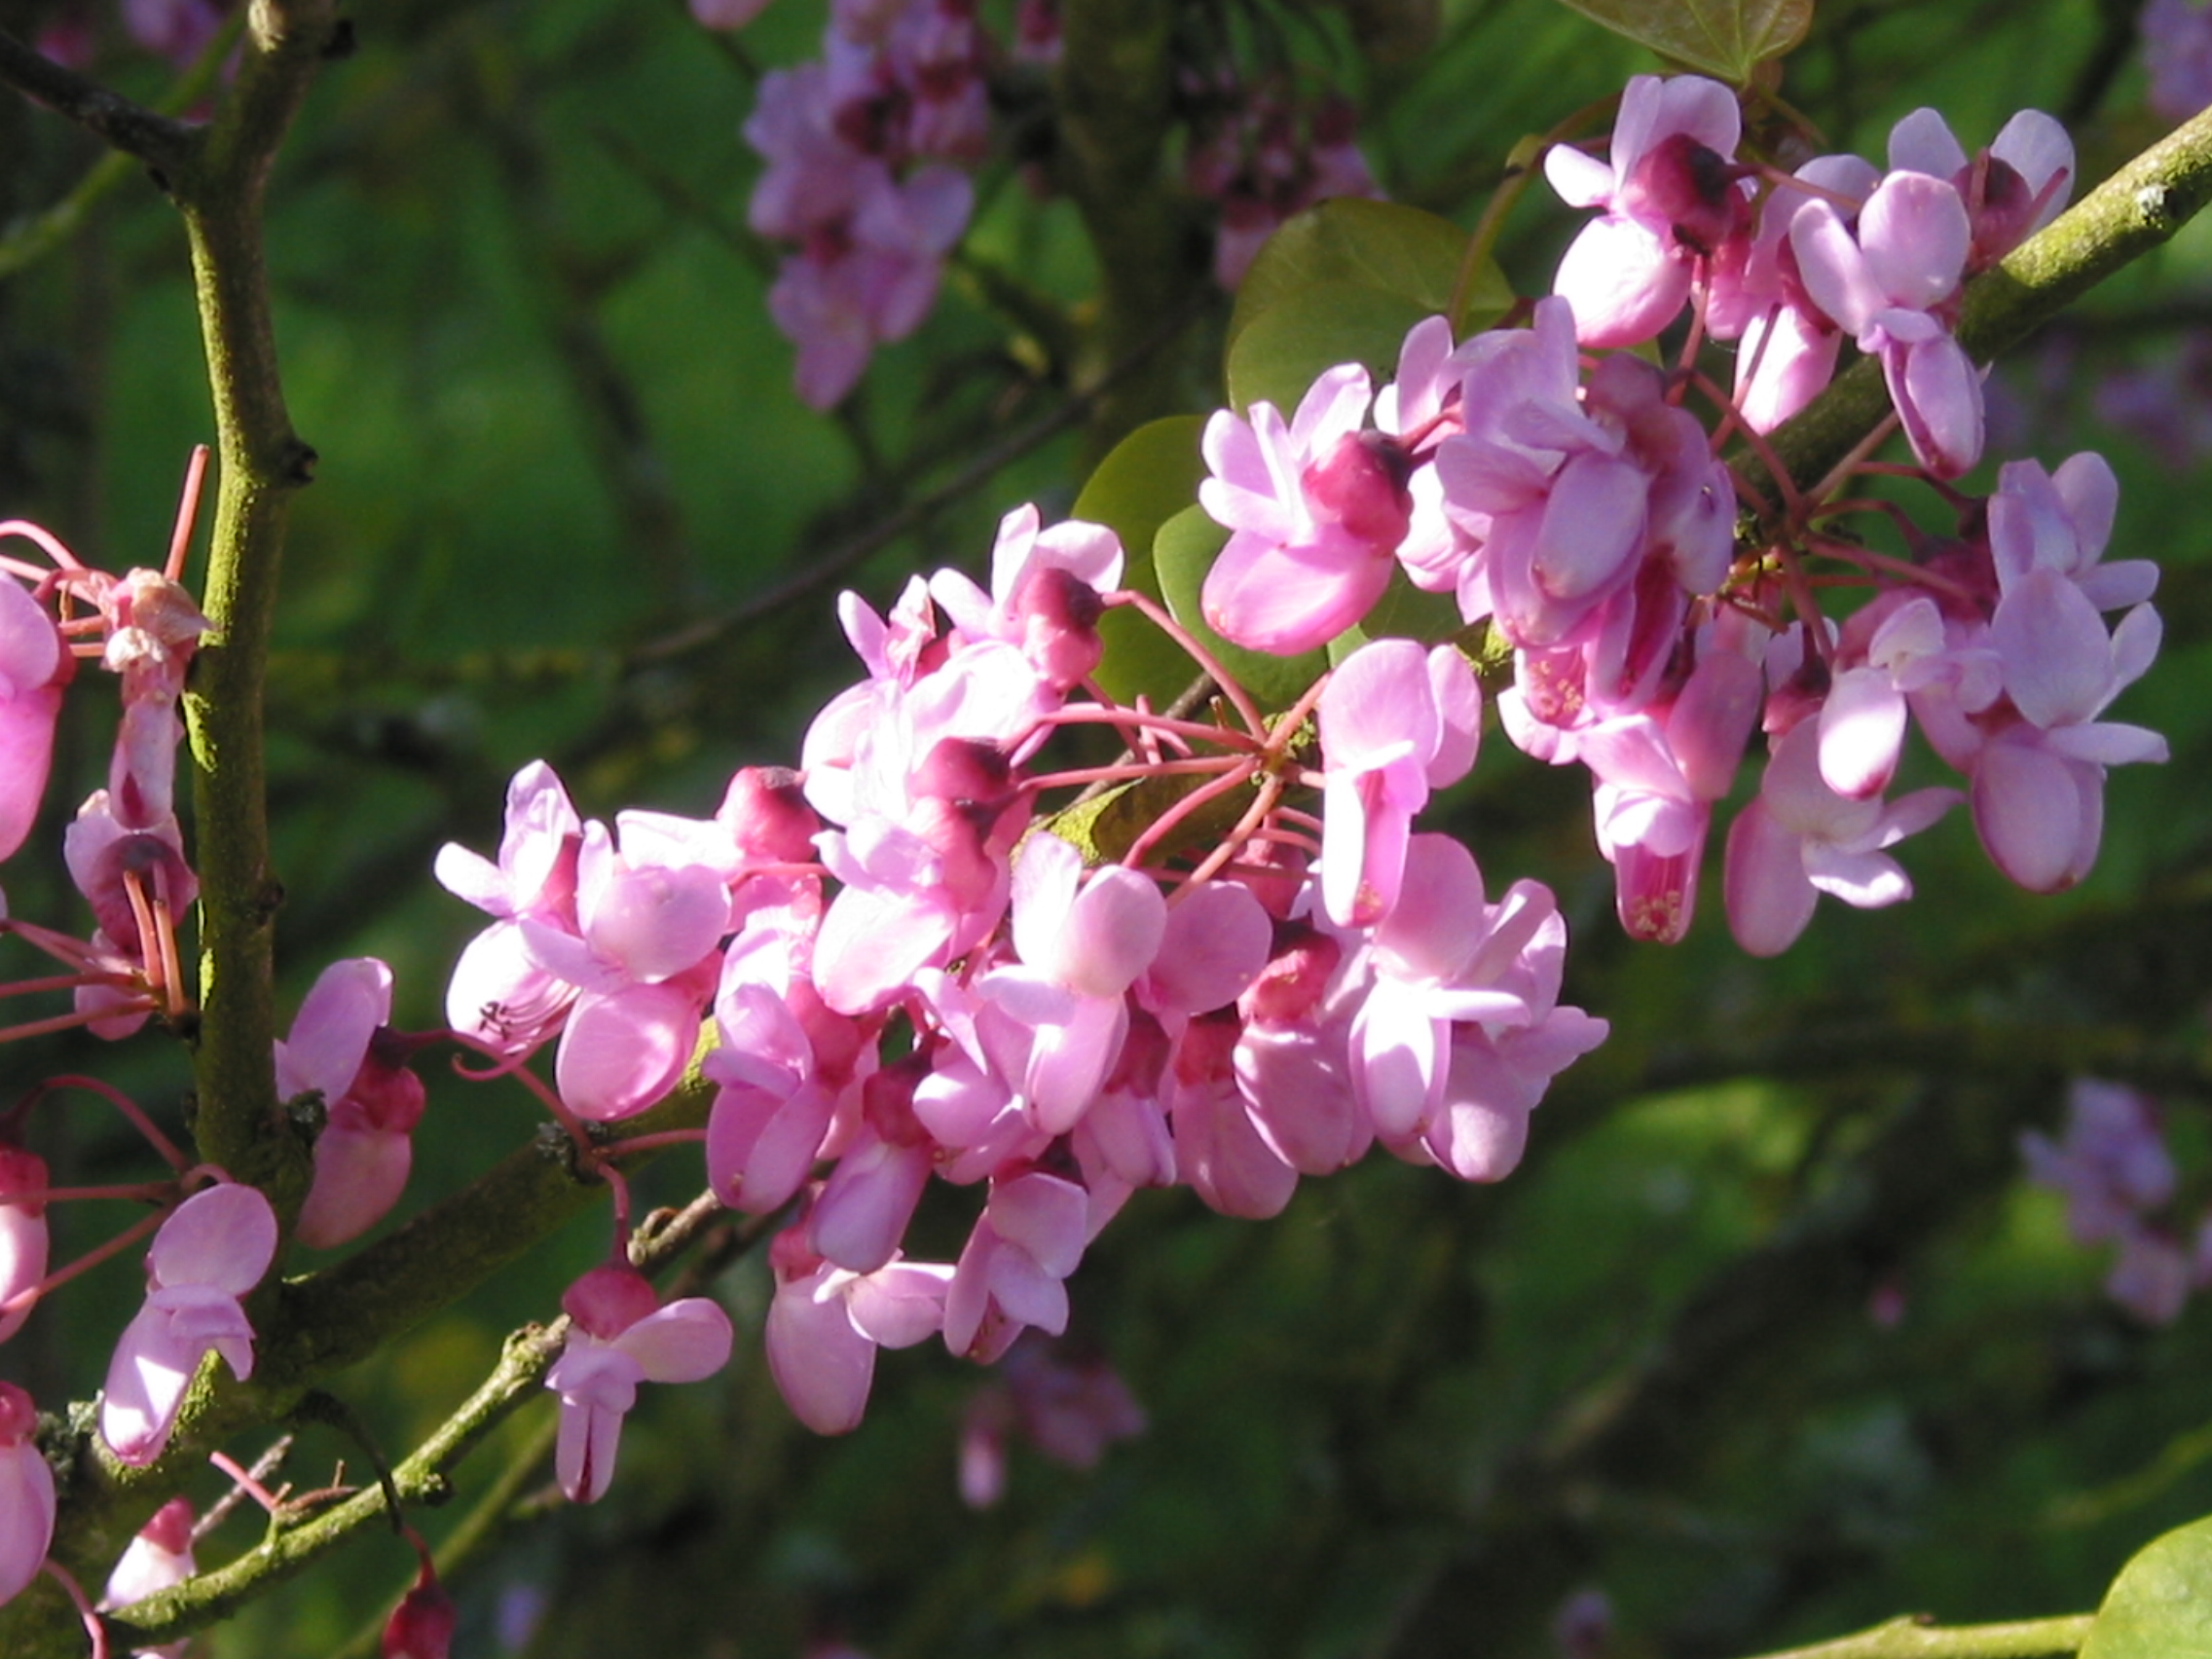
(106, 1192), (740, 1649)
(172, 0), (339, 1195)
(1733, 1612), (2096, 1659)
(0, 27), (194, 174)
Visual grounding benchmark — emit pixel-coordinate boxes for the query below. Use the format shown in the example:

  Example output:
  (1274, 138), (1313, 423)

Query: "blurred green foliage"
(5, 0), (2212, 1655)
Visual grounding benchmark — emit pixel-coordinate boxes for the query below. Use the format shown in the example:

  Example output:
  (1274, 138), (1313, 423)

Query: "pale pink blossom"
(0, 1382), (52, 1609)
(277, 958), (425, 1248)
(1199, 364), (1410, 654)
(0, 571), (69, 864)
(102, 1182), (278, 1466)
(1316, 640), (1480, 927)
(546, 1265), (733, 1503)
(765, 1224), (952, 1433)
(1543, 74), (1753, 347)
(1789, 169), (1981, 477)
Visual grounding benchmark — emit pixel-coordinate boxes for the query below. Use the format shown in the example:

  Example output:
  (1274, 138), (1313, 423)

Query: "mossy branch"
(174, 0), (341, 1196)
(1733, 1612), (2096, 1659)
(103, 1189), (735, 1649)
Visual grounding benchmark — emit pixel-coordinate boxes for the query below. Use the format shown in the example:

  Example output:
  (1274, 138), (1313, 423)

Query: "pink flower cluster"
(2023, 1078), (2212, 1324)
(434, 496), (1605, 1434)
(742, 0), (990, 407)
(0, 463), (214, 1042)
(1195, 76), (2159, 955)
(1548, 76), (2073, 477)
(1182, 73), (1382, 288)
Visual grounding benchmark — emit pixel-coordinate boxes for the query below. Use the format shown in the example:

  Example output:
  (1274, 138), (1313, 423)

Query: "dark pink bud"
(355, 1033), (429, 1135)
(562, 1264), (659, 1341)
(1010, 566), (1107, 691)
(1761, 650), (1829, 738)
(140, 1495), (195, 1557)
(907, 795), (999, 914)
(1622, 131), (1751, 258)
(1237, 922), (1341, 1028)
(1301, 431), (1414, 549)
(769, 1211), (828, 1283)
(382, 1561), (457, 1659)
(719, 766), (823, 864)
(913, 738), (1016, 811)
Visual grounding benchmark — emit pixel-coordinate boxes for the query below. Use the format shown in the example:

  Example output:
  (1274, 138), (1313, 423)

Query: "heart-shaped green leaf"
(1230, 198), (1509, 350)
(1549, 0), (1811, 83)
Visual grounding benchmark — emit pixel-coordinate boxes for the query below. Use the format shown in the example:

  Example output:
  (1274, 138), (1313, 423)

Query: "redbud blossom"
(0, 1381), (53, 1609)
(1199, 364), (1406, 655)
(0, 571), (69, 865)
(545, 1264), (734, 1503)
(102, 1183), (278, 1467)
(766, 1223), (952, 1433)
(1543, 74), (1752, 347)
(277, 958), (425, 1248)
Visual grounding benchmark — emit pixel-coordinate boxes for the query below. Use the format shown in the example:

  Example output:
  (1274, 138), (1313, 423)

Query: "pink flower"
(929, 504), (1124, 692)
(1789, 168), (1981, 477)
(0, 1382), (52, 1609)
(973, 832), (1166, 1134)
(943, 1169), (1089, 1362)
(1199, 364), (1411, 654)
(1543, 74), (1753, 347)
(546, 1265), (734, 1503)
(102, 1182), (278, 1467)
(1722, 719), (1959, 957)
(2021, 1078), (2175, 1245)
(1316, 640), (1481, 927)
(277, 958), (425, 1248)
(0, 571), (69, 865)
(765, 1223), (952, 1433)
(1887, 107), (2072, 270)
(436, 760), (583, 1054)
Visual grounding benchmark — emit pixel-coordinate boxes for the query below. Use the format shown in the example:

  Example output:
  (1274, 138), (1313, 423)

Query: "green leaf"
(1152, 503), (1328, 711)
(1548, 0), (1812, 82)
(1358, 566), (1466, 647)
(1073, 415), (1212, 708)
(2081, 1514), (2212, 1659)
(1229, 198), (1510, 350)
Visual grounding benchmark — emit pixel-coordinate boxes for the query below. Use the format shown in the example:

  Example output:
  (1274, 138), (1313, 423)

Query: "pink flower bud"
(1300, 431), (1414, 551)
(382, 1560), (457, 1659)
(718, 766), (823, 864)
